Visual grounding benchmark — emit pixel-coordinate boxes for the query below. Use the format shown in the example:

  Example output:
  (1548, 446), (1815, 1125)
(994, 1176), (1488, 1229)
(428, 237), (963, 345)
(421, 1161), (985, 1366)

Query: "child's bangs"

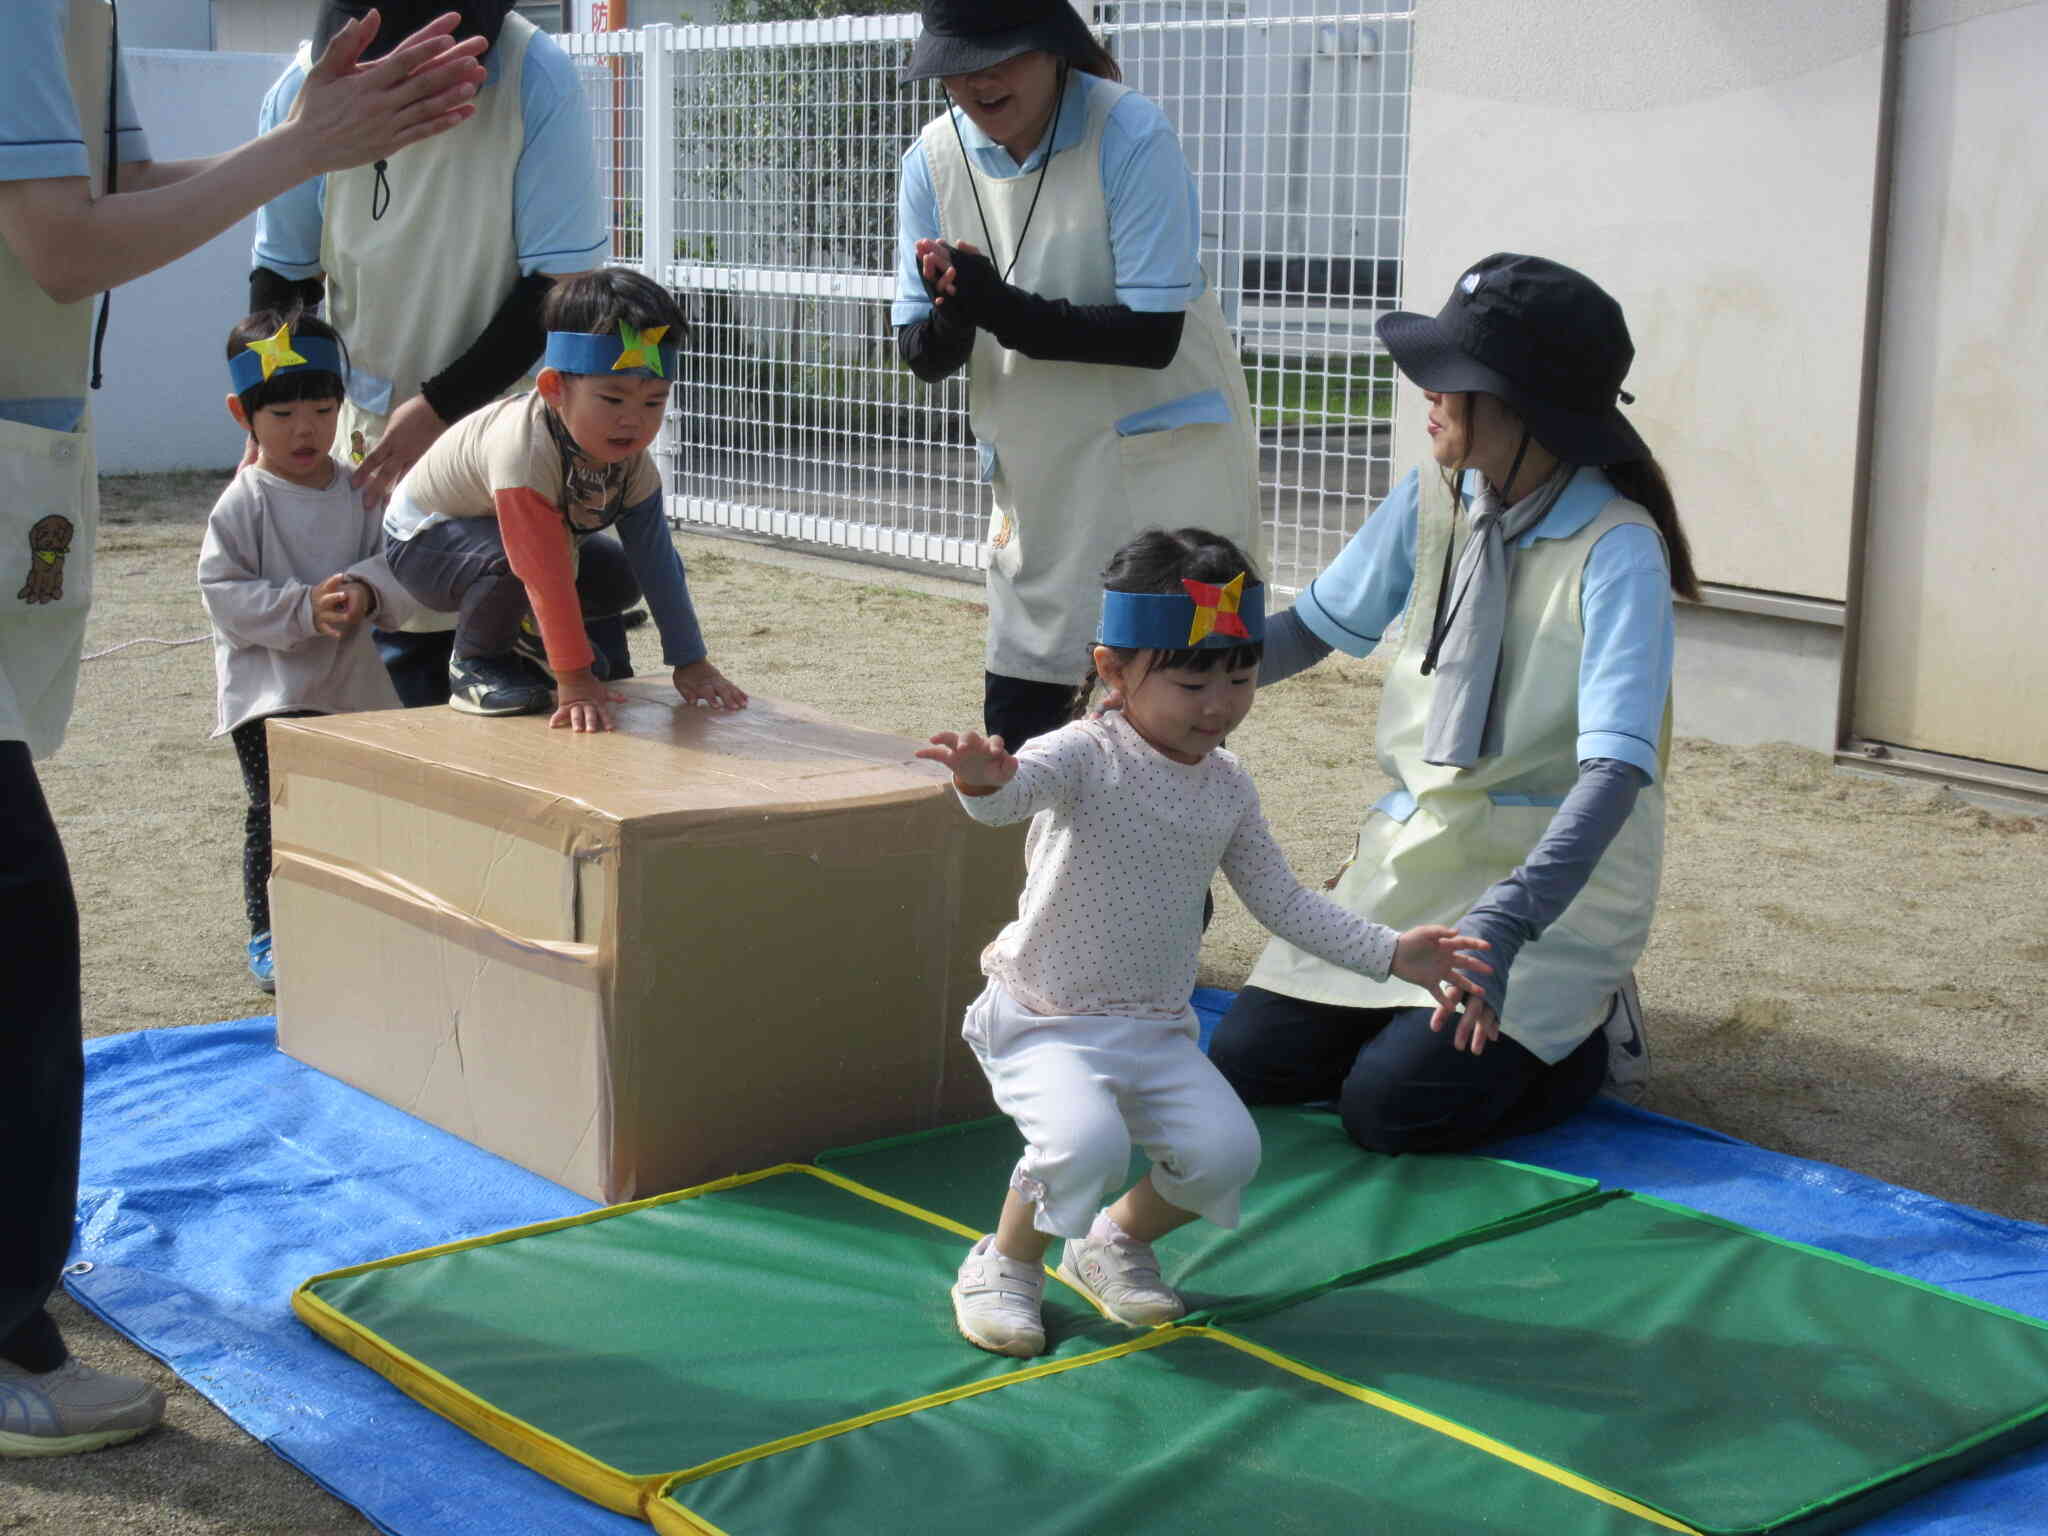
(1144, 640), (1264, 675)
(239, 367), (345, 415)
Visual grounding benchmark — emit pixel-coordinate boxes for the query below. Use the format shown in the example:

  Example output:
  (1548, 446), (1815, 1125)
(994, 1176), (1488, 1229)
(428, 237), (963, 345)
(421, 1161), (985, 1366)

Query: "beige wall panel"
(211, 0), (311, 55)
(1400, 0), (1888, 601)
(1855, 1), (2048, 769)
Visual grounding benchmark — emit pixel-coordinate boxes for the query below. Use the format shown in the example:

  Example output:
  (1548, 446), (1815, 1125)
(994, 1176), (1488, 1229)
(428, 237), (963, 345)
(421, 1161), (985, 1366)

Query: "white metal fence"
(565, 5), (1411, 593)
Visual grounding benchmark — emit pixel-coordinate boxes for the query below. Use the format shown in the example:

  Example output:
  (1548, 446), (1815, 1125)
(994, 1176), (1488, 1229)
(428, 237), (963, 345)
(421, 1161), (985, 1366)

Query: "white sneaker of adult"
(0, 1356), (166, 1458)
(950, 1235), (1046, 1358)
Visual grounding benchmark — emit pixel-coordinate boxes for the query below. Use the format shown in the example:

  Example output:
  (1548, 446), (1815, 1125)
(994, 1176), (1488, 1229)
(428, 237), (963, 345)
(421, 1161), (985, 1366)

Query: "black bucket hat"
(900, 0), (1095, 85)
(1375, 253), (1648, 465)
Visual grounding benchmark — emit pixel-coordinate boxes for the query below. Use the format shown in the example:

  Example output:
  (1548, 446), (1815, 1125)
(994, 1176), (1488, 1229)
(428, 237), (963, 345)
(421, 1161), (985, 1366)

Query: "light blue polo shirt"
(891, 69), (1203, 326)
(251, 29), (607, 282)
(1292, 465), (1677, 781)
(1, 0), (152, 431)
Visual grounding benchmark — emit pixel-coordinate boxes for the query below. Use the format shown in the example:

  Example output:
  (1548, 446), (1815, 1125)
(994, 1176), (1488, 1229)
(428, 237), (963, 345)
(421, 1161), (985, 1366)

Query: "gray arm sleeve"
(1258, 608), (1336, 686)
(1454, 757), (1649, 1016)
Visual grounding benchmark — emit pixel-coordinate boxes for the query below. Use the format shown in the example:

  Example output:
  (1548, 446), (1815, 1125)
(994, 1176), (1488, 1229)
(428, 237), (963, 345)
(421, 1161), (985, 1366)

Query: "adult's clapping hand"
(288, 10), (491, 175)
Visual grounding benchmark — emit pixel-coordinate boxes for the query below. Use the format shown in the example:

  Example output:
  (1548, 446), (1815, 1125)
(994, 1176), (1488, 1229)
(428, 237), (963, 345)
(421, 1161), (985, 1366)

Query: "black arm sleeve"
(896, 309), (977, 384)
(417, 272), (555, 427)
(249, 266), (325, 317)
(1258, 608), (1337, 686)
(944, 245), (1184, 370)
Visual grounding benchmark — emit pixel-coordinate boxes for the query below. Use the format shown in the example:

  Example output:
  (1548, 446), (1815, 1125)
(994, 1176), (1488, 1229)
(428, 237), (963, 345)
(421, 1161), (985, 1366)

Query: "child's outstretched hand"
(673, 659), (748, 712)
(1391, 925), (1497, 1053)
(916, 729), (1018, 793)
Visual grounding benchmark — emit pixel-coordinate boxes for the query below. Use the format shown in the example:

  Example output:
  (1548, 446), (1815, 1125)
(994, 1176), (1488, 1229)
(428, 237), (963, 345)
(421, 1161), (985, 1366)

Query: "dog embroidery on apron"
(17, 514), (73, 604)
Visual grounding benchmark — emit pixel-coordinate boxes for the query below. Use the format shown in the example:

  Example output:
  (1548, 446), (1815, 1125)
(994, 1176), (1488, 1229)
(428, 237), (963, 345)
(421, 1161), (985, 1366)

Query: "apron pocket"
(0, 417), (98, 756)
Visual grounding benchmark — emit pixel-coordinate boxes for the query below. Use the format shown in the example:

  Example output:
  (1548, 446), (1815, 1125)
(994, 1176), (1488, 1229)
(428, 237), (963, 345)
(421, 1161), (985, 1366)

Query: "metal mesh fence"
(565, 6), (1411, 592)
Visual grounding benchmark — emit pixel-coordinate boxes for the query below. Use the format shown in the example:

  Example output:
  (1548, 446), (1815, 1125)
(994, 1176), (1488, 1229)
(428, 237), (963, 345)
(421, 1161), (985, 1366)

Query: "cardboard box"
(267, 684), (1022, 1203)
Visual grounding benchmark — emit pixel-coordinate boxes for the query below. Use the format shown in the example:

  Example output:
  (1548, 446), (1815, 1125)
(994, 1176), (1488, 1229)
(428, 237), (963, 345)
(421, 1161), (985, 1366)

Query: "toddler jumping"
(917, 527), (1490, 1358)
(381, 267), (745, 730)
(199, 311), (415, 991)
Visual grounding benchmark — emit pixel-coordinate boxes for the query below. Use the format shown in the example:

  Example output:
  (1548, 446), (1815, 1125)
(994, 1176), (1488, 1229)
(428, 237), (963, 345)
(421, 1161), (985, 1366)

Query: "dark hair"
(1436, 393), (1700, 602)
(1604, 456), (1700, 602)
(1071, 526), (1265, 719)
(1064, 28), (1121, 81)
(226, 308), (347, 417)
(541, 267), (689, 369)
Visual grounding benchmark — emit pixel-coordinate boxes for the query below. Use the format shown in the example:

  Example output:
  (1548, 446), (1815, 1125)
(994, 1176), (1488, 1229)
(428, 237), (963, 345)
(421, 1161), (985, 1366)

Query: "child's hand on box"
(552, 667), (625, 733)
(916, 730), (1018, 796)
(674, 660), (747, 711)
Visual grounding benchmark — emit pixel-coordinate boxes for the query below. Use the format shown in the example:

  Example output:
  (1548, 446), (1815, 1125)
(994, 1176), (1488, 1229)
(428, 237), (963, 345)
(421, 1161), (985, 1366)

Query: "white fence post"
(641, 24), (680, 475)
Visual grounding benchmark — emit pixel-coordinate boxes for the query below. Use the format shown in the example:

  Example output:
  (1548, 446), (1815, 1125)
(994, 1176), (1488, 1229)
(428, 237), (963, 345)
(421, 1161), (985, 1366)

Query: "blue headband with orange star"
(228, 322), (345, 393)
(1097, 573), (1266, 651)
(542, 321), (681, 380)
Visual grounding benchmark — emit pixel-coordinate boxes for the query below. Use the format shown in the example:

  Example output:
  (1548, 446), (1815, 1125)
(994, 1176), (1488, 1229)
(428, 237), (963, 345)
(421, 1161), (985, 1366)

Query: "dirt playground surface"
(9, 469), (2046, 1532)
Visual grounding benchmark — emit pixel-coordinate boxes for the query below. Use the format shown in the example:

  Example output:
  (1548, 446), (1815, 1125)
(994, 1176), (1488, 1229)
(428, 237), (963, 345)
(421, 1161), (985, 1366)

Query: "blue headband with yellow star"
(1098, 574), (1266, 651)
(542, 321), (681, 380)
(228, 323), (345, 393)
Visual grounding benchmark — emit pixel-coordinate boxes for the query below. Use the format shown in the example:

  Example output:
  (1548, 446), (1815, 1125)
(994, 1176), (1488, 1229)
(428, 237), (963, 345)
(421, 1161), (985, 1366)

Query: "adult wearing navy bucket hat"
(1210, 253), (1702, 1150)
(892, 0), (1261, 751)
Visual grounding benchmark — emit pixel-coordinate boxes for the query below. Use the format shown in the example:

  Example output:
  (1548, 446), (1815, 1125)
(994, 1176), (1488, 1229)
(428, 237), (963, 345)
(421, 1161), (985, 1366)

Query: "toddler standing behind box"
(381, 267), (747, 731)
(200, 311), (418, 993)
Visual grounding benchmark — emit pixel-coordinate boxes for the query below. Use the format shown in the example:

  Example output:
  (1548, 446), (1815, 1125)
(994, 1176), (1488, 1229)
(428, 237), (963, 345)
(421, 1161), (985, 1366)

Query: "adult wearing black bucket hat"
(1210, 253), (1702, 1152)
(891, 0), (1261, 751)
(248, 2), (632, 709)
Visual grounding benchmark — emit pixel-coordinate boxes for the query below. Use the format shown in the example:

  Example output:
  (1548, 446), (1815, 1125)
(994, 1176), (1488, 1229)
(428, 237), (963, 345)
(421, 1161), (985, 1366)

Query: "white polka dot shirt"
(957, 711), (1397, 1020)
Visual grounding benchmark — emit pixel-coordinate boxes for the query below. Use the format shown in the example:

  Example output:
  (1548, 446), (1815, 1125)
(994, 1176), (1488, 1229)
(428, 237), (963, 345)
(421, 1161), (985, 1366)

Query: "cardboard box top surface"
(270, 683), (956, 826)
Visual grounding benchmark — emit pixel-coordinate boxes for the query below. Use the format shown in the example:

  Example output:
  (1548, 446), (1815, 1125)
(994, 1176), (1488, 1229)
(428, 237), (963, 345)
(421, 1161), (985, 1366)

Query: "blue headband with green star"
(542, 321), (681, 380)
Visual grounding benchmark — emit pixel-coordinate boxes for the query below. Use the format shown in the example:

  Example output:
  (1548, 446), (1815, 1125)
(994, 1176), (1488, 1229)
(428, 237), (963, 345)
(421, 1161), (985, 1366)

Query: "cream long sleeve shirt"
(957, 711), (1398, 1020)
(197, 464), (418, 736)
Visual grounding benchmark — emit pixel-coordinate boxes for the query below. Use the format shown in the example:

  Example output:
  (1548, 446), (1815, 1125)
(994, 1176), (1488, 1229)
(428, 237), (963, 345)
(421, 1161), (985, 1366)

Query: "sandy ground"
(8, 469), (2046, 1532)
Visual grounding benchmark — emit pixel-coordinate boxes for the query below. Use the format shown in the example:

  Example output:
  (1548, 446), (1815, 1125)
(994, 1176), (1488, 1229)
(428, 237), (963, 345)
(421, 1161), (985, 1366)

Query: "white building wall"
(95, 49), (290, 475)
(1400, 0), (1890, 605)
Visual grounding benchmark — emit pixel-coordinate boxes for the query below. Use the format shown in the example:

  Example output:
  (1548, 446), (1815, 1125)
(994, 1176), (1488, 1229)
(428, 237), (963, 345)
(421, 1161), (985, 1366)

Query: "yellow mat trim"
(1199, 1329), (1701, 1534)
(799, 1162), (986, 1242)
(657, 1330), (1186, 1504)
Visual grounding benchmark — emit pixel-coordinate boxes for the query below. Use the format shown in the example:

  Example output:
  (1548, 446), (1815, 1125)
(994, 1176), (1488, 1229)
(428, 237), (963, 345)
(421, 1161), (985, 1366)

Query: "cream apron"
(317, 12), (535, 462)
(0, 0), (108, 760)
(1247, 468), (1671, 1063)
(923, 79), (1260, 684)
(311, 12), (534, 636)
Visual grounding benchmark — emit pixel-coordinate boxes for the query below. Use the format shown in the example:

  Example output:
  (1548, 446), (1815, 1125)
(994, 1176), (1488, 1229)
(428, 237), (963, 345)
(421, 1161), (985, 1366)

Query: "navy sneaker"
(247, 930), (275, 994)
(512, 617), (610, 682)
(448, 653), (554, 717)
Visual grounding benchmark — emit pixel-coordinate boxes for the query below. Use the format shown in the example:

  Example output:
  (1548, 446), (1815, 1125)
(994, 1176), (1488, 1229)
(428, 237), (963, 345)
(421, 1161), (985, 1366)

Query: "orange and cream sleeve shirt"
(381, 390), (659, 672)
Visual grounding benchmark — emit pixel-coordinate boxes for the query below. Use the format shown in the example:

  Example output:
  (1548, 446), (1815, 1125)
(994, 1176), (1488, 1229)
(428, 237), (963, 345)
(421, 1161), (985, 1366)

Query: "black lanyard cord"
(89, 0), (121, 391)
(948, 60), (1068, 285)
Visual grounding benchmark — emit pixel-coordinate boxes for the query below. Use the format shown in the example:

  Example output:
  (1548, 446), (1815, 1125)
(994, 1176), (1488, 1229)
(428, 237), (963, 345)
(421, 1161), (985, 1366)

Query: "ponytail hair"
(1603, 456), (1699, 602)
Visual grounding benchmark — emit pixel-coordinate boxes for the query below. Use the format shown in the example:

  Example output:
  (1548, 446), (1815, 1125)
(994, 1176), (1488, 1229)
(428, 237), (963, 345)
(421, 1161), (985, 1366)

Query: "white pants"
(965, 980), (1262, 1237)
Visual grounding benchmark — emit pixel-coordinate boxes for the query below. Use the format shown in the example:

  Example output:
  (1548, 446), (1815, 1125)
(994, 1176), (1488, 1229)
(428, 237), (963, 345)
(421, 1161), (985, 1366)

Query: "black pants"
(1209, 985), (1607, 1154)
(376, 531), (638, 707)
(983, 672), (1074, 751)
(0, 743), (80, 1373)
(230, 712), (320, 937)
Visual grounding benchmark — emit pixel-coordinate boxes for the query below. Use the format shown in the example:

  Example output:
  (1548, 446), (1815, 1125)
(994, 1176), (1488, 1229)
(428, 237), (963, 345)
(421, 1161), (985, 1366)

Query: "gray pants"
(383, 520), (639, 661)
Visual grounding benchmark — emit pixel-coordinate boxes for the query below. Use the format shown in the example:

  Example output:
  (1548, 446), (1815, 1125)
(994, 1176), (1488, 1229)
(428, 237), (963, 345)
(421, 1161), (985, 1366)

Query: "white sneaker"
(1058, 1229), (1185, 1327)
(0, 1356), (165, 1458)
(1600, 972), (1651, 1106)
(950, 1236), (1046, 1358)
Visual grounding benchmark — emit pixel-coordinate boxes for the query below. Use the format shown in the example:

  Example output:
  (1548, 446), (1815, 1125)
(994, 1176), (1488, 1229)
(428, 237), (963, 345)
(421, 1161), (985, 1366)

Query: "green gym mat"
(650, 1329), (1680, 1536)
(295, 1165), (1133, 1517)
(816, 1107), (1600, 1315)
(1226, 1189), (2048, 1535)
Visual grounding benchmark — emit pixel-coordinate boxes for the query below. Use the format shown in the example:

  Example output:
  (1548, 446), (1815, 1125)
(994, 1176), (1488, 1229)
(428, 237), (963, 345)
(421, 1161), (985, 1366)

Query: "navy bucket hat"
(900, 0), (1096, 84)
(1375, 253), (1649, 465)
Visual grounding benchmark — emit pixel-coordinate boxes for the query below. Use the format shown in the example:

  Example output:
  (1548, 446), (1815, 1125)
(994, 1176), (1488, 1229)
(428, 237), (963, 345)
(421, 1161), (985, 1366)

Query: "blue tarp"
(70, 1004), (2048, 1535)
